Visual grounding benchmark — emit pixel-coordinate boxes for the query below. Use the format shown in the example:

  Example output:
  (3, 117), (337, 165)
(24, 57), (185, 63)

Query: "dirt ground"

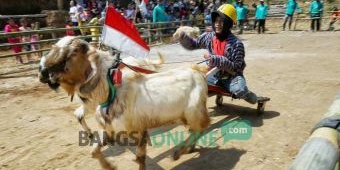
(0, 31), (340, 170)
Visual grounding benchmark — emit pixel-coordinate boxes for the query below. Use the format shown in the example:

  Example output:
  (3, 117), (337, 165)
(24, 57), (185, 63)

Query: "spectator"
(328, 7), (339, 30)
(125, 3), (135, 21)
(30, 22), (42, 60)
(88, 11), (101, 42)
(255, 0), (268, 34)
(309, 0), (323, 31)
(252, 2), (258, 30)
(179, 6), (188, 20)
(4, 18), (23, 64)
(235, 0), (248, 34)
(69, 0), (78, 26)
(144, 4), (154, 22)
(19, 18), (33, 63)
(88, 0), (98, 12)
(204, 8), (212, 26)
(282, 0), (301, 31)
(153, 0), (168, 23)
(76, 0), (85, 7)
(65, 19), (76, 36)
(76, 7), (90, 35)
(135, 6), (144, 23)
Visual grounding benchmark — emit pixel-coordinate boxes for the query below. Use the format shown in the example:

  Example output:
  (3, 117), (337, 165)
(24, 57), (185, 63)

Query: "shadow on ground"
(171, 147), (247, 170)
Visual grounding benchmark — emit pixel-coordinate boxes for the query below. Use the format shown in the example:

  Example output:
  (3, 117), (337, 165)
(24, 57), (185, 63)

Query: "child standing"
(4, 18), (23, 64)
(65, 19), (76, 36)
(30, 22), (41, 60)
(19, 18), (33, 63)
(88, 11), (100, 42)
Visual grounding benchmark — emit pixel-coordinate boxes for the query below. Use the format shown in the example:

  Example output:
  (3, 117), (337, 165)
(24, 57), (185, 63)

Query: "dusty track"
(0, 31), (339, 170)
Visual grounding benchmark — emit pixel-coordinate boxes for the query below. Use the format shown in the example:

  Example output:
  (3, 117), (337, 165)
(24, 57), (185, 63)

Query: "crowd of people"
(2, 0), (339, 64)
(4, 18), (41, 64)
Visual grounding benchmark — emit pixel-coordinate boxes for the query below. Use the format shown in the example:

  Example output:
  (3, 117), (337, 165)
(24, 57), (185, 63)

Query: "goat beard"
(47, 81), (60, 90)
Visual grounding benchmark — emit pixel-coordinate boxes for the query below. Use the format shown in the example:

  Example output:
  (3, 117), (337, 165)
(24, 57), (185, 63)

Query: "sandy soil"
(0, 31), (339, 170)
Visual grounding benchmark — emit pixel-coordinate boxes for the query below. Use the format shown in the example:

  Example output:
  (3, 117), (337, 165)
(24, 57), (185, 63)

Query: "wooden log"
(289, 93), (340, 170)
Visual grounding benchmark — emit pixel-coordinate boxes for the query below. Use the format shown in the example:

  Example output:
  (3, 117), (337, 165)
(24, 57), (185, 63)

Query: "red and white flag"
(101, 6), (150, 58)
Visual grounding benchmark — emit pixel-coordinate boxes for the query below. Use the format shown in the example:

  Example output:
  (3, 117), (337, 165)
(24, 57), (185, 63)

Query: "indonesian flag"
(101, 6), (150, 58)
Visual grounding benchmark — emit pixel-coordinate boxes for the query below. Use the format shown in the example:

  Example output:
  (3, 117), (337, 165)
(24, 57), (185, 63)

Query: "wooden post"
(57, 0), (64, 10)
(159, 25), (163, 43)
(51, 27), (57, 39)
(289, 93), (340, 170)
(147, 22), (152, 44)
(294, 14), (299, 31)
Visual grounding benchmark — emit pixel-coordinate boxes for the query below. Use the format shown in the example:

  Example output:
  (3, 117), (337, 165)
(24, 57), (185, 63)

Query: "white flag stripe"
(102, 25), (149, 58)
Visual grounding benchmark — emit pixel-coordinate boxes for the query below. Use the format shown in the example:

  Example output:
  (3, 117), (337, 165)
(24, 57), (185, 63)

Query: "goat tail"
(191, 64), (209, 74)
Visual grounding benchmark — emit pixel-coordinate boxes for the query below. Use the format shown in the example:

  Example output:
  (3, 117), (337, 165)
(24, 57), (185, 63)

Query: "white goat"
(73, 53), (164, 139)
(40, 36), (164, 139)
(39, 36), (210, 170)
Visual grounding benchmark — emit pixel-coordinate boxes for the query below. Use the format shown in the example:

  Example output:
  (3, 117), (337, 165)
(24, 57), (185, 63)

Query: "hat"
(260, 0), (264, 2)
(211, 4), (237, 23)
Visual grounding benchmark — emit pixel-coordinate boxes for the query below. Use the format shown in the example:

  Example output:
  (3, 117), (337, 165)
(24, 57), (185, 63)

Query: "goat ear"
(71, 39), (89, 54)
(79, 52), (101, 94)
(78, 42), (89, 54)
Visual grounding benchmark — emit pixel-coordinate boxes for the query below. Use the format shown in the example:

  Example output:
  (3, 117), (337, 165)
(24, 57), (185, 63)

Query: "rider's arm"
(179, 32), (213, 50)
(209, 41), (245, 74)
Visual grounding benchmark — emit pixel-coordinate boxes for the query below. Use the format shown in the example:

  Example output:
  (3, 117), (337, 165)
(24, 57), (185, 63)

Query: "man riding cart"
(178, 4), (270, 113)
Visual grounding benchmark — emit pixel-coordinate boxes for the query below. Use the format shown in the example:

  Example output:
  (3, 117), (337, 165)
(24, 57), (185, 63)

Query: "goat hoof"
(138, 166), (146, 170)
(173, 150), (181, 161)
(188, 145), (196, 153)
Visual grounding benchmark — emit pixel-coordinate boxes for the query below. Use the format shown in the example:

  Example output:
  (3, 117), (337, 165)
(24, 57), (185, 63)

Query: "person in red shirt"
(4, 18), (23, 64)
(328, 7), (339, 30)
(65, 20), (76, 36)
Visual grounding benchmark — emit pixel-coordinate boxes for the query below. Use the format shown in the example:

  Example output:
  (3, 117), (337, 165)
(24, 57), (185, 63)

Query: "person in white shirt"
(19, 18), (33, 63)
(69, 0), (79, 26)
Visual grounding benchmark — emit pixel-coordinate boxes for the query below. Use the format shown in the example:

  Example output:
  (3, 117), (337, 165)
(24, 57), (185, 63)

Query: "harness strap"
(99, 71), (116, 108)
(121, 61), (157, 74)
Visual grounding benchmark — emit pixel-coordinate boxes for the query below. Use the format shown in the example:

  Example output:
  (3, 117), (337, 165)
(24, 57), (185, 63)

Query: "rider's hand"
(203, 53), (210, 59)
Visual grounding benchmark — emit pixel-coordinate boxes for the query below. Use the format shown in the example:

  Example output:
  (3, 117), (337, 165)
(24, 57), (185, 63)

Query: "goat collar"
(99, 71), (116, 109)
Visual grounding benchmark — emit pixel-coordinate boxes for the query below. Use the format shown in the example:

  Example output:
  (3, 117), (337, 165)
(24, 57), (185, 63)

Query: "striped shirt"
(179, 31), (246, 75)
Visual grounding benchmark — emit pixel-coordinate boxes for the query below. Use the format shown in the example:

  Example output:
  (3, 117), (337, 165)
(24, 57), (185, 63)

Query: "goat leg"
(74, 105), (93, 139)
(91, 142), (116, 170)
(173, 130), (202, 160)
(135, 131), (148, 170)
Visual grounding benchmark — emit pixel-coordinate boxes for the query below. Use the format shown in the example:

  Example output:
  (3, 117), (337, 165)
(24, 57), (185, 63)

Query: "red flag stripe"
(104, 6), (150, 51)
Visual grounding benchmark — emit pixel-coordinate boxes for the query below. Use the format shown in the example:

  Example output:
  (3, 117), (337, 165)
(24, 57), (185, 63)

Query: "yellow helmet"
(214, 4), (237, 24)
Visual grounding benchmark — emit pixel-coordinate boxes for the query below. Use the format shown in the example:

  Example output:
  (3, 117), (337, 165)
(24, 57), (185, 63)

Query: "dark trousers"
(238, 19), (245, 34)
(311, 18), (320, 31)
(283, 14), (293, 30)
(258, 19), (266, 34)
(253, 19), (258, 30)
(72, 22), (81, 36)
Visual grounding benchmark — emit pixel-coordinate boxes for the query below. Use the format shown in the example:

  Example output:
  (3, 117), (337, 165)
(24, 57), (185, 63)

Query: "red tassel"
(113, 68), (122, 87)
